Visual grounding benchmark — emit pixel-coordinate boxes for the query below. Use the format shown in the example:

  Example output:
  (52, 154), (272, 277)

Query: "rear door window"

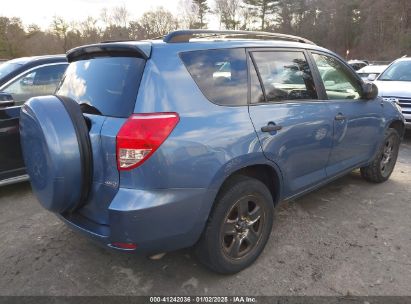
(57, 57), (145, 117)
(180, 48), (248, 106)
(250, 51), (318, 103)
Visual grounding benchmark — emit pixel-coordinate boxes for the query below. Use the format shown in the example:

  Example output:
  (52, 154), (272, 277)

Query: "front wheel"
(195, 175), (274, 274)
(361, 128), (400, 183)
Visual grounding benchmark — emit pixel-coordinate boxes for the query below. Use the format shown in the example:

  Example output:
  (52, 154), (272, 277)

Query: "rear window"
(57, 57), (145, 117)
(180, 48), (248, 106)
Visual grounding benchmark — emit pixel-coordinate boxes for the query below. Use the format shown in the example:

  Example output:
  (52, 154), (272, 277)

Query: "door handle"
(261, 123), (282, 133)
(335, 114), (346, 121)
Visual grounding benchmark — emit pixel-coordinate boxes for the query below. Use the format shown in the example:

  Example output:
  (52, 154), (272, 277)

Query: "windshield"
(0, 62), (22, 79)
(379, 60), (411, 81)
(56, 57), (145, 117)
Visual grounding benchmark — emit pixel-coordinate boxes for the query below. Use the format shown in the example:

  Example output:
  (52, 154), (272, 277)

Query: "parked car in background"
(357, 65), (388, 81)
(374, 57), (411, 127)
(0, 55), (68, 186)
(348, 59), (368, 71)
(20, 30), (404, 274)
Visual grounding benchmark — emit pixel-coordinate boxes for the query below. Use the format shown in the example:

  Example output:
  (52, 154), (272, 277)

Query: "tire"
(20, 95), (92, 213)
(361, 128), (400, 183)
(57, 96), (93, 208)
(195, 175), (274, 274)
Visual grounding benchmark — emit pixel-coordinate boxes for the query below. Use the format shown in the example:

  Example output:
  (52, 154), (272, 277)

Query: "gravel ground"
(0, 132), (410, 296)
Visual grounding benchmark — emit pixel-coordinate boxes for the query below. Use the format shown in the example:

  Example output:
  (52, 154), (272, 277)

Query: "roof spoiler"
(66, 42), (152, 62)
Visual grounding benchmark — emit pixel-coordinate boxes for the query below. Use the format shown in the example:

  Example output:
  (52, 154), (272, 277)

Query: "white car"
(357, 65), (388, 81)
(348, 59), (368, 71)
(374, 57), (411, 127)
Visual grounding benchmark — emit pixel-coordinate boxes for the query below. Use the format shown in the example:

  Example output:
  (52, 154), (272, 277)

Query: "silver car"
(357, 65), (388, 81)
(374, 57), (411, 127)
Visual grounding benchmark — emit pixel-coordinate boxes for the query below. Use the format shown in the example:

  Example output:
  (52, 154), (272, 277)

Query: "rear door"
(0, 63), (67, 180)
(309, 52), (384, 176)
(56, 55), (146, 225)
(248, 49), (334, 198)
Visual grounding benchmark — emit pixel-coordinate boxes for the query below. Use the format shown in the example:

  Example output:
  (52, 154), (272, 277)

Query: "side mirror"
(367, 74), (377, 81)
(0, 92), (15, 107)
(362, 82), (378, 100)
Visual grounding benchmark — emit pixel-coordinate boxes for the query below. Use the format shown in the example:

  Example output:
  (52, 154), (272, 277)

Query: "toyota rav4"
(20, 30), (405, 274)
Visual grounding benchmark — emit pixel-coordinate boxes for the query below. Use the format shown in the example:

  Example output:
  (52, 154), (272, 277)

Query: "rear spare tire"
(20, 95), (92, 213)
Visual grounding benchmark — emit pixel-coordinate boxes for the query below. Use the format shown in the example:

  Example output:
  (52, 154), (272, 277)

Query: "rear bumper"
(59, 187), (216, 254)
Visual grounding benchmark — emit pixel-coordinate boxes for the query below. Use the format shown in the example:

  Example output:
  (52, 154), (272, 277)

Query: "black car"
(0, 55), (68, 186)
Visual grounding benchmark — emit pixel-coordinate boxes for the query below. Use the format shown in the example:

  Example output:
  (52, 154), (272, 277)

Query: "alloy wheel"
(380, 136), (397, 177)
(221, 195), (265, 260)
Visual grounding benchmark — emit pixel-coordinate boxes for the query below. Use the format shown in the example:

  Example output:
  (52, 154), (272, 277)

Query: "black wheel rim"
(221, 195), (265, 260)
(380, 136), (397, 177)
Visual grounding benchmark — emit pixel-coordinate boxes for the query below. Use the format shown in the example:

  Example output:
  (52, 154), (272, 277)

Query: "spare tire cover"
(20, 96), (84, 213)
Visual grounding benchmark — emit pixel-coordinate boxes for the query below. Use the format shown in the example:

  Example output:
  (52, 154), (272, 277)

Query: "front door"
(310, 52), (384, 177)
(0, 106), (23, 180)
(248, 49), (334, 198)
(0, 63), (68, 180)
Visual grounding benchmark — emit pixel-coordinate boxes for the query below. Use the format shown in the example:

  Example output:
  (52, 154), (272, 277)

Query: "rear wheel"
(361, 128), (400, 183)
(195, 175), (274, 274)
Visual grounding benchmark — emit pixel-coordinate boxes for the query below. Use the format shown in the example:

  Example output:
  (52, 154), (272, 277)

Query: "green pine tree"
(193, 0), (210, 28)
(242, 0), (277, 30)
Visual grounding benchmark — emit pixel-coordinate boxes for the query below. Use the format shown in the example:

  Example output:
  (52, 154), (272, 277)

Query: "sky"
(1, 0), (197, 29)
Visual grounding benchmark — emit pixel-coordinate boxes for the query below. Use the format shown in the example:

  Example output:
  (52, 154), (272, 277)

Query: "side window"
(250, 59), (265, 103)
(180, 48), (248, 106)
(2, 64), (68, 105)
(312, 53), (361, 100)
(251, 51), (318, 103)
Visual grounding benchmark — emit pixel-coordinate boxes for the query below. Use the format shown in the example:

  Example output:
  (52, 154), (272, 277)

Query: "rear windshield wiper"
(79, 103), (102, 115)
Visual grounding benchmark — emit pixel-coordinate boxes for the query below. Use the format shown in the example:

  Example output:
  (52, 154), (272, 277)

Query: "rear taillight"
(116, 112), (179, 171)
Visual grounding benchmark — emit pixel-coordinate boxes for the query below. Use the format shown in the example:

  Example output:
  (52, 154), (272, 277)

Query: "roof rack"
(163, 29), (316, 45)
(100, 39), (137, 43)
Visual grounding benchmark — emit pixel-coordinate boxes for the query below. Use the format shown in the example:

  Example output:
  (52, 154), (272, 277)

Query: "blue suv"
(20, 30), (405, 274)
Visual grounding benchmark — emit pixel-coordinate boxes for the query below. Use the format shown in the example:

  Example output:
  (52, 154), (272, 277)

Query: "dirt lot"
(0, 132), (410, 296)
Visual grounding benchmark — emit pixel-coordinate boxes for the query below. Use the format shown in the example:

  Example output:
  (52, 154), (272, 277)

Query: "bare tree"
(1, 0), (410, 61)
(0, 17), (26, 57)
(79, 17), (101, 44)
(112, 5), (130, 27)
(139, 7), (179, 39)
(238, 5), (256, 30)
(100, 8), (111, 26)
(51, 16), (70, 52)
(178, 0), (199, 29)
(129, 21), (147, 40)
(214, 0), (241, 29)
